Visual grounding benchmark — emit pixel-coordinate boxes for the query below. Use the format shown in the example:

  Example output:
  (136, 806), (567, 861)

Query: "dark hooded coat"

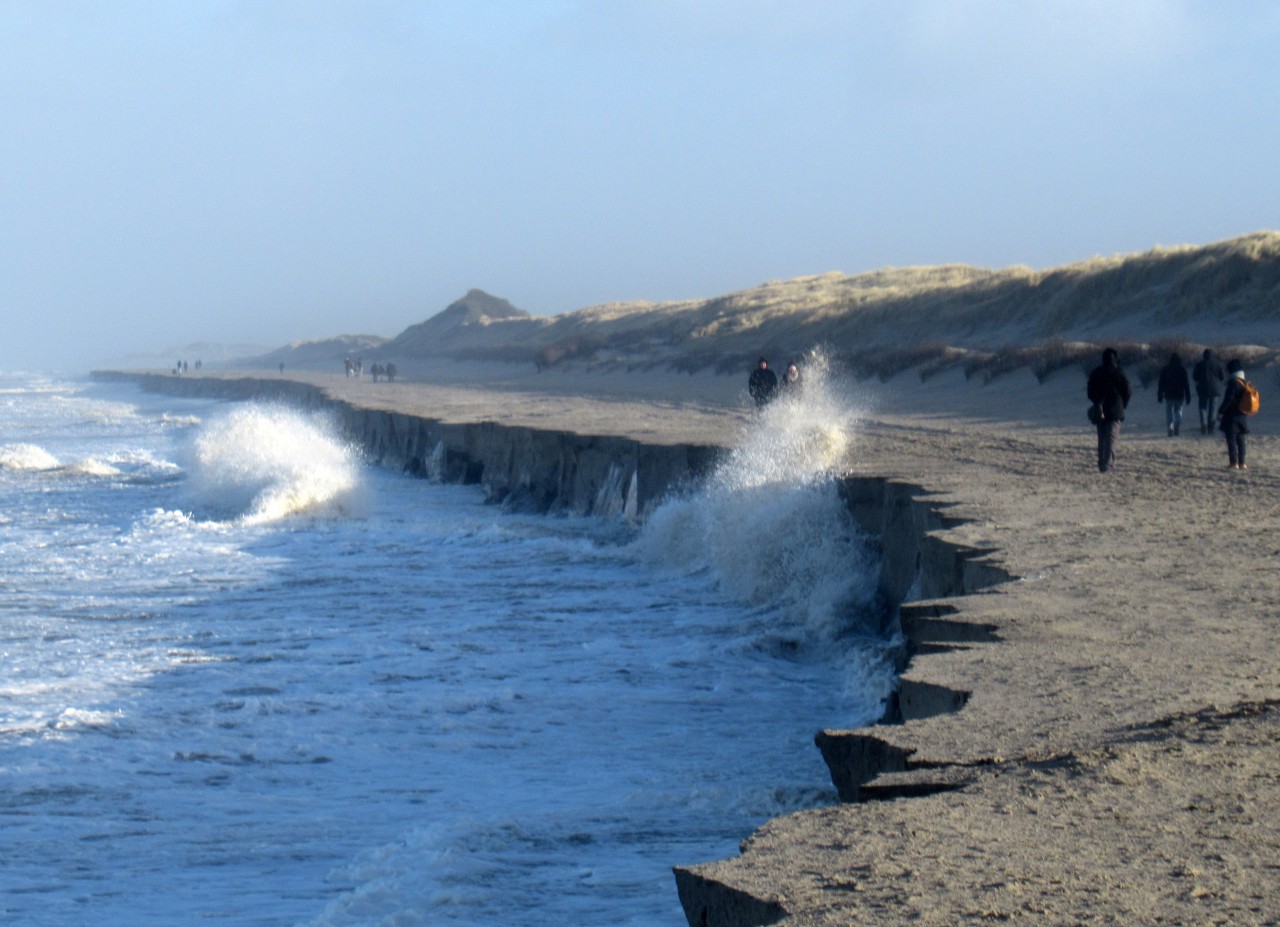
(1087, 351), (1132, 422)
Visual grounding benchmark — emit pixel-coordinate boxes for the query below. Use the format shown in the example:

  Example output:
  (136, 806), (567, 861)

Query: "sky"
(2, 0), (1278, 370)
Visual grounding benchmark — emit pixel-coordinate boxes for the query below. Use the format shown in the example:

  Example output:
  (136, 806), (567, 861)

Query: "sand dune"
(247, 231), (1280, 385)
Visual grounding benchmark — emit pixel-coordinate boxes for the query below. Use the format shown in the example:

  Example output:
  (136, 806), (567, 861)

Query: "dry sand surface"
(698, 368), (1280, 926)
(193, 361), (1280, 924)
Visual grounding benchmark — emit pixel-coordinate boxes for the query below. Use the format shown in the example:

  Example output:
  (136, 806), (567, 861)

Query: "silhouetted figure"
(1086, 348), (1131, 473)
(1156, 352), (1192, 437)
(748, 357), (777, 407)
(1192, 348), (1225, 435)
(386, 362), (397, 383)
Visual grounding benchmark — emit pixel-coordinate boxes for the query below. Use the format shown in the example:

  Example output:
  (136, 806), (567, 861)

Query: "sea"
(0, 368), (897, 927)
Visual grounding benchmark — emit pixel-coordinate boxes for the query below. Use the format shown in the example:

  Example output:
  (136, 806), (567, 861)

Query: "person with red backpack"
(1217, 358), (1259, 470)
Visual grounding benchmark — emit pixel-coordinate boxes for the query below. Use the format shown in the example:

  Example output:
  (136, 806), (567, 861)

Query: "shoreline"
(92, 366), (1280, 925)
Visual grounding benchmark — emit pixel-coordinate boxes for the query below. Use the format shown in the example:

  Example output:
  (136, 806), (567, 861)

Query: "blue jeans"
(1165, 399), (1184, 433)
(1197, 393), (1218, 429)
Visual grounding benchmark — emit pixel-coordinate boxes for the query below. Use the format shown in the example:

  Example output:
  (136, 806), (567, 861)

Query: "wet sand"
(173, 362), (1280, 925)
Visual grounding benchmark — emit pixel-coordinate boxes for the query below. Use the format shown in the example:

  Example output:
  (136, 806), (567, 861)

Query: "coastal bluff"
(89, 368), (1280, 926)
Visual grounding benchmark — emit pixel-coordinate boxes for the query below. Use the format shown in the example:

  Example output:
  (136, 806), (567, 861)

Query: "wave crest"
(183, 405), (365, 523)
(0, 443), (61, 471)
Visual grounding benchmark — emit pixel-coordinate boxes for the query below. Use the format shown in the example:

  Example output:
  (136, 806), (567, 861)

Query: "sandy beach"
(689, 366), (1280, 925)
(158, 360), (1280, 925)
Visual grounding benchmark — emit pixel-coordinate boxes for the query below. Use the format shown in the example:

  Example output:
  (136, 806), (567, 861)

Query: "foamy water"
(0, 370), (893, 926)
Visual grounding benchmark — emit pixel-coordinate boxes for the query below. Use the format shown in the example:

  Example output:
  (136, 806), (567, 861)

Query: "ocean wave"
(182, 404), (366, 524)
(634, 351), (880, 641)
(65, 458), (123, 477)
(159, 413), (202, 427)
(53, 707), (121, 732)
(108, 449), (184, 484)
(0, 443), (61, 471)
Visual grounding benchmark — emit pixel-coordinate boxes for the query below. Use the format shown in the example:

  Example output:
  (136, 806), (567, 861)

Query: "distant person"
(279, 362), (285, 374)
(1156, 352), (1192, 437)
(371, 362), (383, 383)
(386, 362), (397, 383)
(1086, 347), (1132, 473)
(1192, 348), (1225, 434)
(778, 361), (801, 394)
(344, 357), (354, 378)
(748, 357), (777, 407)
(1217, 358), (1252, 470)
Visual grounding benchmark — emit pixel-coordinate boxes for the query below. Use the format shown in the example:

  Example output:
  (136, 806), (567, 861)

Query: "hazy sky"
(3, 1), (1278, 370)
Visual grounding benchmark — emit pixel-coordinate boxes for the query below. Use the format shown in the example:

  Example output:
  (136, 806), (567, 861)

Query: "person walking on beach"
(1217, 359), (1253, 470)
(1156, 352), (1192, 437)
(1087, 348), (1132, 473)
(748, 357), (777, 407)
(1192, 348), (1225, 434)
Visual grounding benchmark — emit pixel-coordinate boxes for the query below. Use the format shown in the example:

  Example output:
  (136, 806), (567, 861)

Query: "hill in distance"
(384, 289), (532, 357)
(248, 231), (1280, 384)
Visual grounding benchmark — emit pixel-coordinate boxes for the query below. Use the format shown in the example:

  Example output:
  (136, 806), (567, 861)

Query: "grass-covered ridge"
(252, 231), (1280, 380)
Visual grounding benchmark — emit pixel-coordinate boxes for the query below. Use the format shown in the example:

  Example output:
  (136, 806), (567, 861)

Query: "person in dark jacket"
(1086, 348), (1132, 473)
(1156, 352), (1192, 437)
(748, 357), (777, 407)
(1217, 358), (1250, 470)
(1192, 348), (1225, 434)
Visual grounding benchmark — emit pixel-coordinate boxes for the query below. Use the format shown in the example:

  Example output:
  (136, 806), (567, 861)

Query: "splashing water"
(719, 352), (865, 491)
(183, 404), (365, 523)
(635, 352), (882, 643)
(0, 443), (61, 471)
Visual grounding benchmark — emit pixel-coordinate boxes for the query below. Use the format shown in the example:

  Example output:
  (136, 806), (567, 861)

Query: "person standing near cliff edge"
(1087, 348), (1132, 473)
(748, 357), (777, 407)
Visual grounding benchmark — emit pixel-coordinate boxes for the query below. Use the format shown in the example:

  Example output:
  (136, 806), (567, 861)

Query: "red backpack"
(1238, 380), (1260, 416)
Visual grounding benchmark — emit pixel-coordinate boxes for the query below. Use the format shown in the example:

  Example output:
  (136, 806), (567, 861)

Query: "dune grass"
(260, 232), (1280, 384)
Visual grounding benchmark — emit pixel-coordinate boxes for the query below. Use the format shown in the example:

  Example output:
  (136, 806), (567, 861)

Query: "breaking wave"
(0, 443), (61, 471)
(634, 352), (881, 643)
(182, 405), (365, 524)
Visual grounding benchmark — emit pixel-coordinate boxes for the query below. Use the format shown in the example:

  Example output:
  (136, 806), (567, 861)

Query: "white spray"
(182, 404), (365, 524)
(635, 352), (881, 643)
